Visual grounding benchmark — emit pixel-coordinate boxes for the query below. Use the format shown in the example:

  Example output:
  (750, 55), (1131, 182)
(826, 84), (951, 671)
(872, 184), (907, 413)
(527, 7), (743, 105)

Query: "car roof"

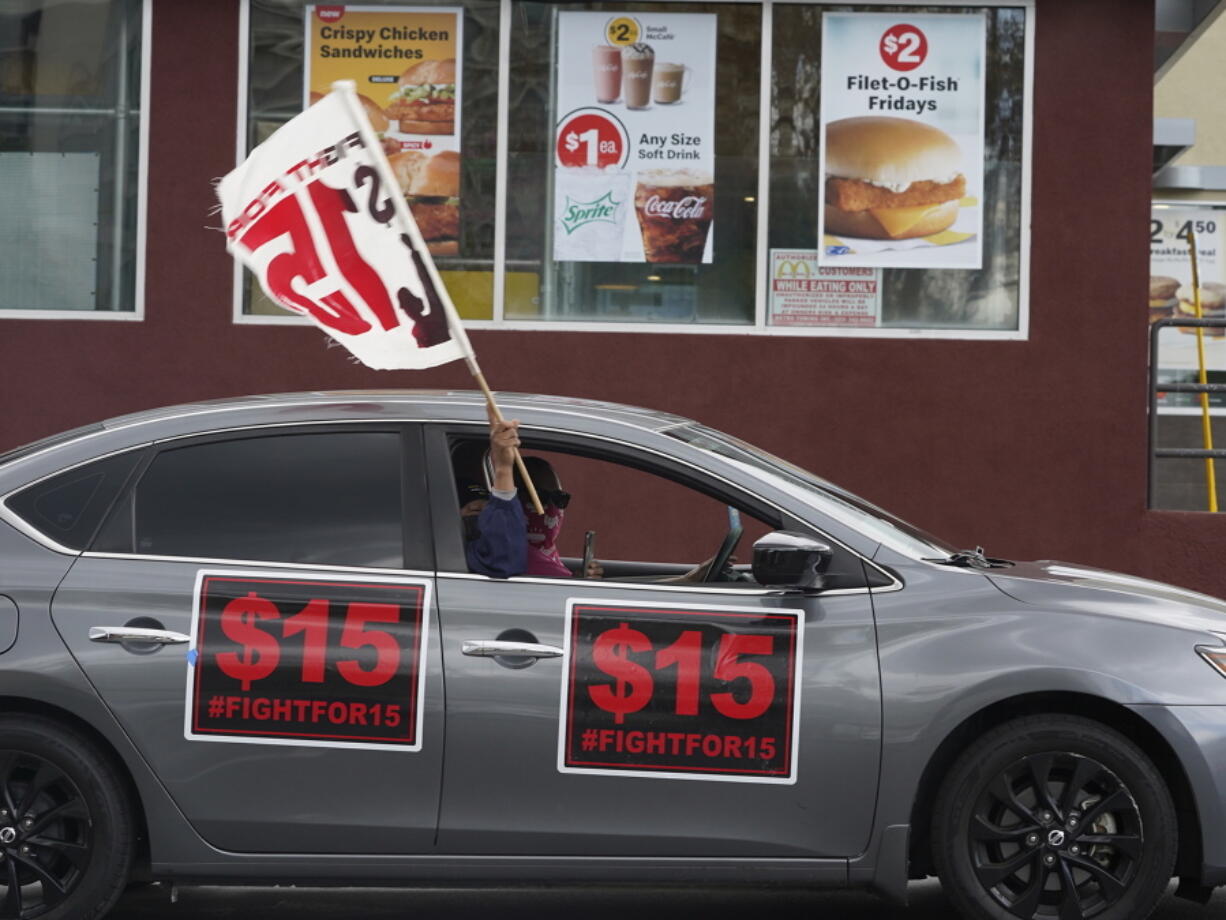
(0, 391), (697, 476)
(96, 390), (693, 433)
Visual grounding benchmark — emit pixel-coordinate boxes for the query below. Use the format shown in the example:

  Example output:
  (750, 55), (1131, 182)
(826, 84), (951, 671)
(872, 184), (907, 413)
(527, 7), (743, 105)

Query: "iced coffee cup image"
(633, 168), (714, 263)
(652, 62), (691, 105)
(591, 45), (622, 104)
(620, 43), (654, 110)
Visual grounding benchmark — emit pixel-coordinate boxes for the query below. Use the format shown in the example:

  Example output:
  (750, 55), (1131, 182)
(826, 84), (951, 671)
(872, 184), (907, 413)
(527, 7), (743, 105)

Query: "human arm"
(465, 496), (527, 578)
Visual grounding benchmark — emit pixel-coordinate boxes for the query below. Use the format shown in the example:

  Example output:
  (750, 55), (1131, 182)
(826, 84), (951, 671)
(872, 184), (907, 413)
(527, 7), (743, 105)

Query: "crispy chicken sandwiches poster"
(306, 5), (463, 258)
(819, 13), (985, 270)
(552, 12), (717, 264)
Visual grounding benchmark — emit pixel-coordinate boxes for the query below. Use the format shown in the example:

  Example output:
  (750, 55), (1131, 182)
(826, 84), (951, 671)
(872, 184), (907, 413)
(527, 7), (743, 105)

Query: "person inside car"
(459, 409), (602, 579)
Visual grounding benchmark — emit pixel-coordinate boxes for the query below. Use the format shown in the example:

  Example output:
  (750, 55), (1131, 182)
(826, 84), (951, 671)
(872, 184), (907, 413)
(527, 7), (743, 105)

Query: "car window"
(667, 423), (956, 559)
(526, 449), (774, 569)
(5, 449), (143, 550)
(443, 433), (869, 588)
(95, 431), (408, 568)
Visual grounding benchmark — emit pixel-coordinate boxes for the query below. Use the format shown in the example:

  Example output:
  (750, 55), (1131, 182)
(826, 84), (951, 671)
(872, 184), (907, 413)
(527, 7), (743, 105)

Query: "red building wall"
(4, 2), (1203, 595)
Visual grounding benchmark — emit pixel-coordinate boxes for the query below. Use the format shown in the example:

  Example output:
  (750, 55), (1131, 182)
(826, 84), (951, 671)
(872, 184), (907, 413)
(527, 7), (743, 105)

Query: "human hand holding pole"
(483, 397), (543, 513)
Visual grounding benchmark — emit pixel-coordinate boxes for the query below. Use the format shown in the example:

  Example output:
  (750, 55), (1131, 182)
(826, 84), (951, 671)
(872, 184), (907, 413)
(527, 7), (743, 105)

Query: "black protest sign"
(561, 602), (802, 782)
(189, 573), (427, 749)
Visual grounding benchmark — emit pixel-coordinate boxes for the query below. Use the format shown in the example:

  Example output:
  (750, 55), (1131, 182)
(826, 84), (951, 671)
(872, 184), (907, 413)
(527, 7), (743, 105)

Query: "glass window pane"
(505, 2), (761, 325)
(6, 449), (142, 550)
(129, 432), (405, 568)
(0, 0), (143, 313)
(242, 0), (499, 321)
(768, 5), (1025, 332)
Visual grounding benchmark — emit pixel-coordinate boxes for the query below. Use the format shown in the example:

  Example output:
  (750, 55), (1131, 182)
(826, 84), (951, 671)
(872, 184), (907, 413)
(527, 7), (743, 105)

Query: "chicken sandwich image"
(388, 149), (460, 257)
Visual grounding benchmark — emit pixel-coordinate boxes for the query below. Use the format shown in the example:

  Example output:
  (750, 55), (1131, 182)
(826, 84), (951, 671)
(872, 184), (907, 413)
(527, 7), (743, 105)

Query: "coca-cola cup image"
(591, 45), (621, 104)
(621, 43), (654, 110)
(633, 169), (714, 263)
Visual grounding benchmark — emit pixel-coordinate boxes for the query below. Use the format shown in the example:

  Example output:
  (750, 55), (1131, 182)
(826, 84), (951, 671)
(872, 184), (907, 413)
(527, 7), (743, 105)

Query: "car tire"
(0, 714), (133, 920)
(932, 714), (1176, 920)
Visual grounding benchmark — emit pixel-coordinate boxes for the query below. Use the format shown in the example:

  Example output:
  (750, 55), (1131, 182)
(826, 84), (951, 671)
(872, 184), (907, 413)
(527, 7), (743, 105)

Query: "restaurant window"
(239, 0), (500, 321)
(504, 2), (762, 325)
(234, 0), (1031, 337)
(767, 5), (1027, 334)
(0, 0), (147, 317)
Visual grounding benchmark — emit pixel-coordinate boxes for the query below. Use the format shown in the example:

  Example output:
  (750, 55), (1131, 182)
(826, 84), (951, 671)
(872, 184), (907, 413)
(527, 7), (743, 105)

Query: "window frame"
(232, 0), (1032, 340)
(87, 423), (433, 572)
(0, 0), (152, 322)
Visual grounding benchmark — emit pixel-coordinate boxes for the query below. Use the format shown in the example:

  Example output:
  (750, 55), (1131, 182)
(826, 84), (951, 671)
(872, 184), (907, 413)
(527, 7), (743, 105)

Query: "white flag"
(218, 83), (470, 370)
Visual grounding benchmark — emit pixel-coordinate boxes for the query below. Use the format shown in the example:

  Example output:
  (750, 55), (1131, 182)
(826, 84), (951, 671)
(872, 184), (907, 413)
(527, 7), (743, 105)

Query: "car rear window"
(95, 431), (407, 568)
(5, 449), (143, 550)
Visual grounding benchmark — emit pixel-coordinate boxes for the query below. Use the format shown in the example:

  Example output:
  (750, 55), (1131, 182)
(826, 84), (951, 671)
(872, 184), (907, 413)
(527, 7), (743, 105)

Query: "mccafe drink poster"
(305, 5), (464, 258)
(818, 12), (985, 271)
(552, 12), (717, 264)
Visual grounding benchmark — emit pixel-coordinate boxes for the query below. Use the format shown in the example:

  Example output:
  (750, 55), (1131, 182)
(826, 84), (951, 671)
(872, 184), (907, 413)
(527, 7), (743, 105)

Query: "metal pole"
(1187, 230), (1219, 511)
(110, 2), (131, 312)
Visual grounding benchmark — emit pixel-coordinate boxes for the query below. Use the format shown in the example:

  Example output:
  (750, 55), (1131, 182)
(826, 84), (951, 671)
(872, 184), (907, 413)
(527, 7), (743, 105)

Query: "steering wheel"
(702, 509), (744, 583)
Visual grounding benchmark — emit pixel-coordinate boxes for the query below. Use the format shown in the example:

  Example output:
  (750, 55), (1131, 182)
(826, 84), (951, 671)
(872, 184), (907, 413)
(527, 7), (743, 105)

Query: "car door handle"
(461, 640), (563, 659)
(89, 626), (192, 645)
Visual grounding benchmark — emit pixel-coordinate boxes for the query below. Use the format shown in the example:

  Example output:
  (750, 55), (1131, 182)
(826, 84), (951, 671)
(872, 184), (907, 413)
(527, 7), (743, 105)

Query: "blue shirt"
(465, 495), (527, 578)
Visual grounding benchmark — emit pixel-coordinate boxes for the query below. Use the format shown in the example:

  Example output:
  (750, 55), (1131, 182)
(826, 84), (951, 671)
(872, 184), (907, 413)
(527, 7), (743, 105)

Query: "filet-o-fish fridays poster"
(553, 12), (717, 264)
(819, 12), (985, 270)
(305, 5), (463, 257)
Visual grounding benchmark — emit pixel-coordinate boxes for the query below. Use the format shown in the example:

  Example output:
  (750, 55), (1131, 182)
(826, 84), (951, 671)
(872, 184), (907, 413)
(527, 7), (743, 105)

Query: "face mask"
(525, 506), (564, 550)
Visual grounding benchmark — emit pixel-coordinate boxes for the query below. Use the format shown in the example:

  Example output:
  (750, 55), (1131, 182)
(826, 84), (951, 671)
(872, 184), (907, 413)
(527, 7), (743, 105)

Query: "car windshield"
(666, 424), (956, 560)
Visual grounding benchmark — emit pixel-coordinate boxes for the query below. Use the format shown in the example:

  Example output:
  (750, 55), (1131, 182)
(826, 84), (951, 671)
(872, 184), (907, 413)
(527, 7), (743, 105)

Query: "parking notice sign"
(186, 571), (429, 751)
(558, 600), (803, 783)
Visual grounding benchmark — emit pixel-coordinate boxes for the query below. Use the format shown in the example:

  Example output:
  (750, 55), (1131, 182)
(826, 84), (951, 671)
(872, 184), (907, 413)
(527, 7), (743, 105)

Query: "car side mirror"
(752, 531), (833, 591)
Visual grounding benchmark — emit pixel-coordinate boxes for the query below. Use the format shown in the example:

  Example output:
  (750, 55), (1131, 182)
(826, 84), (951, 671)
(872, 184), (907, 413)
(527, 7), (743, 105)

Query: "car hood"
(988, 560), (1226, 635)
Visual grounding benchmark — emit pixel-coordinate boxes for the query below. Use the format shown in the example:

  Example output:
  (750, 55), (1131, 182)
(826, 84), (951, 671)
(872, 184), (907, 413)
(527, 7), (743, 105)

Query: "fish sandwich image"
(824, 116), (967, 240)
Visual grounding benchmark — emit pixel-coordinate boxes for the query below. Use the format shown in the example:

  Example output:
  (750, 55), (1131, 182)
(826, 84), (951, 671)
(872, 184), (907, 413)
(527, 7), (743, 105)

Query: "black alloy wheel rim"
(968, 751), (1144, 920)
(0, 751), (93, 919)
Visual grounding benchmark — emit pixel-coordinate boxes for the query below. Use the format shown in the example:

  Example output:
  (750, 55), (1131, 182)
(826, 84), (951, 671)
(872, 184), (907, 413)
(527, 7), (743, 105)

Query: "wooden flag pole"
(1187, 229), (1218, 512)
(332, 80), (543, 515)
(469, 365), (545, 514)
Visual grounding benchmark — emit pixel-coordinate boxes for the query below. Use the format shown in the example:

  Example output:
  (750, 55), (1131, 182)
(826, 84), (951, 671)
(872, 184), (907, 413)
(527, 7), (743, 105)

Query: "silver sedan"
(0, 391), (1224, 920)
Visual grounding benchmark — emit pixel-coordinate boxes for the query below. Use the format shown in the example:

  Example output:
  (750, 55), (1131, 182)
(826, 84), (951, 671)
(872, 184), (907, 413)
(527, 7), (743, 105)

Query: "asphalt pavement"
(110, 879), (1226, 919)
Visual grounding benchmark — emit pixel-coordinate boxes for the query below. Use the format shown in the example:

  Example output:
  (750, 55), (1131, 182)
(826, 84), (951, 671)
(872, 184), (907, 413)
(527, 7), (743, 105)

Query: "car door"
(426, 424), (881, 857)
(49, 424), (444, 854)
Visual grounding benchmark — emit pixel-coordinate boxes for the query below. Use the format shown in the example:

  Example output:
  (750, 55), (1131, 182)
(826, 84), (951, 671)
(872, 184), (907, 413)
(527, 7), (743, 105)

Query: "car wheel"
(0, 715), (133, 920)
(933, 714), (1176, 920)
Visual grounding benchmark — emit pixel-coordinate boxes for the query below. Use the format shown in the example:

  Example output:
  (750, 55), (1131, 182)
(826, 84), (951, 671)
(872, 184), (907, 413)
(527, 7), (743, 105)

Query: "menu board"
(305, 5), (463, 258)
(819, 12), (985, 270)
(552, 12), (717, 264)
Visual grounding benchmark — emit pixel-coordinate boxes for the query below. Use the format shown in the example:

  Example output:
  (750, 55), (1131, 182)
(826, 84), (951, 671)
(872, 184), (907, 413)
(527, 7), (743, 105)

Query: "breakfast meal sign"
(552, 11), (717, 264)
(818, 12), (985, 270)
(305, 5), (463, 257)
(1150, 205), (1226, 406)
